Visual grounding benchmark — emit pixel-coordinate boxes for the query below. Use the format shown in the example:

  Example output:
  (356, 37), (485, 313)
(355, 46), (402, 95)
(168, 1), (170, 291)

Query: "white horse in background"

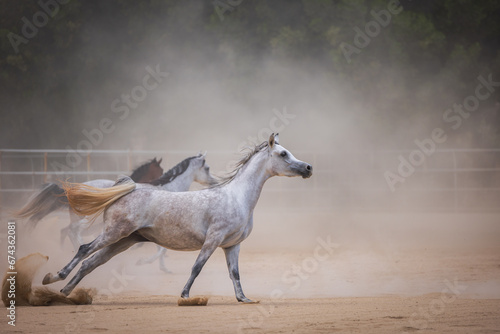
(15, 158), (164, 246)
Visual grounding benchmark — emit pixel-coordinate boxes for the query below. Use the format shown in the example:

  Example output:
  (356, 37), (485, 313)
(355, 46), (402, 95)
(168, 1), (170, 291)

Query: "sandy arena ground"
(1, 210), (499, 333)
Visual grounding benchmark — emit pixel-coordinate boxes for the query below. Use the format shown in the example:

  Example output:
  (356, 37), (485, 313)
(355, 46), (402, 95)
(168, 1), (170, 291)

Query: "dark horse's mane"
(213, 141), (269, 187)
(129, 159), (158, 182)
(149, 156), (197, 186)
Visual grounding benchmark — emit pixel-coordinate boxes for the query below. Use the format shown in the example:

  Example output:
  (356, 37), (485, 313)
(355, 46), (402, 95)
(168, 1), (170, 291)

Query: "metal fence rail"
(1, 148), (499, 212)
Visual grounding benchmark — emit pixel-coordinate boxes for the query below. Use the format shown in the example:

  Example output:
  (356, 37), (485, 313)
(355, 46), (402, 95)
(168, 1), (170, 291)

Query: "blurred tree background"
(0, 0), (499, 149)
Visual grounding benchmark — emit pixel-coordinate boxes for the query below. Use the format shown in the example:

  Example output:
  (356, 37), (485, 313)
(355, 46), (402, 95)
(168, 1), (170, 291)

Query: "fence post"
(127, 149), (131, 172)
(86, 152), (91, 182)
(30, 155), (35, 190)
(43, 151), (48, 183)
(452, 150), (458, 212)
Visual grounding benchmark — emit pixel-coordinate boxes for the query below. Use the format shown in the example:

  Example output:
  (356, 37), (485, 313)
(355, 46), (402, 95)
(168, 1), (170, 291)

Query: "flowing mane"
(149, 156), (196, 186)
(214, 141), (269, 187)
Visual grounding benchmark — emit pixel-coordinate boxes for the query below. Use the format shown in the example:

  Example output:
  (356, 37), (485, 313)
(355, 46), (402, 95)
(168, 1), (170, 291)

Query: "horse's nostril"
(306, 164), (312, 171)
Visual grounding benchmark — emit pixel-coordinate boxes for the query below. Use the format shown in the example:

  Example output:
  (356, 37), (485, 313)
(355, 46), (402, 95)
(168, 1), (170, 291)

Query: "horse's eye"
(280, 151), (287, 158)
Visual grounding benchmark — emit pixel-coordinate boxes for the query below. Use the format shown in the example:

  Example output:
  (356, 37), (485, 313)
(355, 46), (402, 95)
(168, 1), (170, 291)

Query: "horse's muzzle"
(299, 164), (313, 178)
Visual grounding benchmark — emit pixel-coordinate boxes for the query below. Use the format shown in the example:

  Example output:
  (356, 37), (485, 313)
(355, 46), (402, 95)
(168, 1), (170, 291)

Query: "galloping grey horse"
(43, 134), (312, 303)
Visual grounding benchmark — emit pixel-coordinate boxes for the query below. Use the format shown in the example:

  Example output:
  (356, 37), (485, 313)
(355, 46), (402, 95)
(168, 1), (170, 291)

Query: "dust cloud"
(1, 2), (499, 302)
(2, 252), (94, 306)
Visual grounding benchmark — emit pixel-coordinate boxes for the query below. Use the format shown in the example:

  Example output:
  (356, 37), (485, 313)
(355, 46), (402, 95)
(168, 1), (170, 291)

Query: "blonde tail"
(62, 179), (136, 223)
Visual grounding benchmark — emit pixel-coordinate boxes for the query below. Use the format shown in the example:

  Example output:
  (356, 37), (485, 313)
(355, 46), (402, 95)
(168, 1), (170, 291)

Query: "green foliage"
(0, 0), (499, 148)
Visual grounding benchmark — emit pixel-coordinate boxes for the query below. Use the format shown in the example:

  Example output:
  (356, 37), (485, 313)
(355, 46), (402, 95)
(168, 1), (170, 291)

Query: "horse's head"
(267, 133), (312, 179)
(130, 157), (164, 183)
(148, 157), (164, 180)
(191, 152), (218, 186)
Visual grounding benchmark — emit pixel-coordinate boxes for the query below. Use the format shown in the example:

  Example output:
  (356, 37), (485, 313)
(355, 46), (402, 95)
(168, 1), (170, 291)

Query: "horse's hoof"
(160, 267), (173, 274)
(60, 288), (71, 296)
(238, 297), (260, 304)
(42, 273), (55, 285)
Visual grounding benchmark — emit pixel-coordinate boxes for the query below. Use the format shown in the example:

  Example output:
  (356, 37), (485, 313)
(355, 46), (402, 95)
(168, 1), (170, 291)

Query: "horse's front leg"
(180, 234), (221, 299)
(224, 244), (256, 303)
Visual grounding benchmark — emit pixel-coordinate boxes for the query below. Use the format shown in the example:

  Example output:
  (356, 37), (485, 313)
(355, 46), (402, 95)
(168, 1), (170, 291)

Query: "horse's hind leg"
(43, 239), (96, 285)
(136, 245), (162, 265)
(60, 232), (147, 296)
(60, 210), (83, 249)
(158, 248), (171, 273)
(43, 222), (136, 286)
(60, 225), (70, 247)
(136, 246), (171, 273)
(68, 211), (86, 250)
(67, 217), (86, 249)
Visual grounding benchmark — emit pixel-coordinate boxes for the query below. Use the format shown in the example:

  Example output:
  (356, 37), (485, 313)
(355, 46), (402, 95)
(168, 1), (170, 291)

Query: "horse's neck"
(159, 167), (194, 192)
(227, 151), (271, 212)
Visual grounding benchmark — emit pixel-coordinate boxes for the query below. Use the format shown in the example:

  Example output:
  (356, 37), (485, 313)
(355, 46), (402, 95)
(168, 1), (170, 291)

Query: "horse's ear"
(153, 157), (157, 162)
(157, 158), (162, 164)
(274, 133), (280, 145)
(269, 133), (275, 148)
